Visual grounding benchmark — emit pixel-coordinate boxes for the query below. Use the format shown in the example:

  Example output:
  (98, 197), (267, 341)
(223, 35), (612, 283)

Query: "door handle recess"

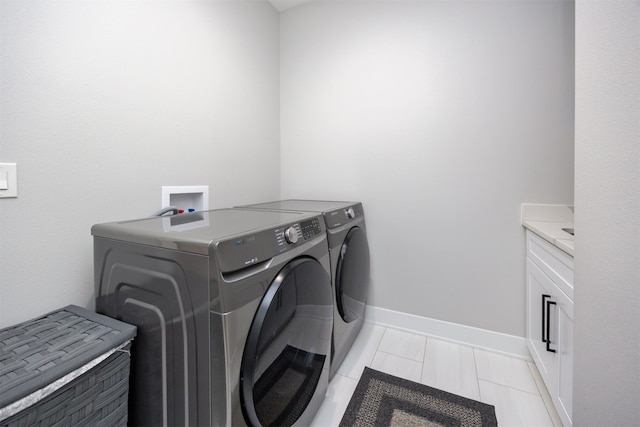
(545, 299), (557, 353)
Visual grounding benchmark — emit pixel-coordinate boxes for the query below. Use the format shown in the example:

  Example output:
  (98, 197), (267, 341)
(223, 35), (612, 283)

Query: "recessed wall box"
(161, 185), (209, 213)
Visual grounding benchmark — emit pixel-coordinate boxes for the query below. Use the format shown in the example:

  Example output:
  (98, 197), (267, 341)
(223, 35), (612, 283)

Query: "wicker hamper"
(0, 305), (136, 427)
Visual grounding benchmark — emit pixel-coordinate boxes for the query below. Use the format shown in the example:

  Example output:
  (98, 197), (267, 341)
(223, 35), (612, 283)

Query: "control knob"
(346, 207), (356, 219)
(284, 226), (299, 244)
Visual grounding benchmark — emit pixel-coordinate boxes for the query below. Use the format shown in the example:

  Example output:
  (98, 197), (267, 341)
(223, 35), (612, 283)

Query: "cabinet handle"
(542, 294), (551, 342)
(546, 299), (557, 353)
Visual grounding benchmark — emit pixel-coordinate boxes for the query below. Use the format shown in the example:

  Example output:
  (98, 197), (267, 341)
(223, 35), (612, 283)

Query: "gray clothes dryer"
(238, 200), (370, 379)
(93, 208), (333, 427)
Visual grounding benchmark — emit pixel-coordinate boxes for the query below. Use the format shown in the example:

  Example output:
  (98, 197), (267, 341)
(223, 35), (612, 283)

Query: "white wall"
(0, 0), (280, 328)
(280, 0), (574, 336)
(574, 0), (640, 424)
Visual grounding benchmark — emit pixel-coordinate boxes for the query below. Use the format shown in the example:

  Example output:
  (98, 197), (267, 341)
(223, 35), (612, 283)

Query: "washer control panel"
(217, 215), (325, 273)
(275, 217), (322, 248)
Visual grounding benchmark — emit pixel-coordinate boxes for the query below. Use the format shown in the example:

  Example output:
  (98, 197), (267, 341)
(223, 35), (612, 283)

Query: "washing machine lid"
(242, 199), (356, 213)
(91, 208), (318, 255)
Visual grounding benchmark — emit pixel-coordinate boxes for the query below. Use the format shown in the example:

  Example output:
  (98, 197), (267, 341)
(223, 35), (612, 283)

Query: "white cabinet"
(526, 230), (573, 426)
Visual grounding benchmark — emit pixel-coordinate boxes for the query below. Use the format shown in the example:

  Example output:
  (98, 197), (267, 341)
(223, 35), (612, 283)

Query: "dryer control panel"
(217, 216), (324, 273)
(324, 203), (364, 229)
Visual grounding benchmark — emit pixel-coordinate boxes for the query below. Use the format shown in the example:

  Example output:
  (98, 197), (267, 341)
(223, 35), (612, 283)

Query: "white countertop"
(521, 204), (574, 256)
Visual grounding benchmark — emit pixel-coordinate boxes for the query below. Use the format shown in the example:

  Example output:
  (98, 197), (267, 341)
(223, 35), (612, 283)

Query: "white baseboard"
(365, 305), (531, 360)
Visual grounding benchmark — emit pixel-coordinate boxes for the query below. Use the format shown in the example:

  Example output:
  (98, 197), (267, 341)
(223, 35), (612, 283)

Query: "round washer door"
(335, 227), (370, 323)
(241, 257), (333, 427)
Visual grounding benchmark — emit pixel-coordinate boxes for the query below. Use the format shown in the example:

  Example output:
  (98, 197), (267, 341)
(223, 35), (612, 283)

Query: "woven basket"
(0, 306), (136, 427)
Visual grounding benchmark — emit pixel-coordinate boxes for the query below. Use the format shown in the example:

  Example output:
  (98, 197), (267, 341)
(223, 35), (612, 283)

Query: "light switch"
(0, 163), (18, 198)
(0, 170), (8, 190)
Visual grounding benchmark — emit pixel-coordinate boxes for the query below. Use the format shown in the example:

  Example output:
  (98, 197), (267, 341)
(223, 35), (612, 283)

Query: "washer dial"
(284, 226), (299, 244)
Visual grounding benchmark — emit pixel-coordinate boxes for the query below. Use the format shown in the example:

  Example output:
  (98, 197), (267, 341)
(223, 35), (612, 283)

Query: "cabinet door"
(526, 258), (558, 395)
(527, 257), (574, 427)
(556, 286), (573, 426)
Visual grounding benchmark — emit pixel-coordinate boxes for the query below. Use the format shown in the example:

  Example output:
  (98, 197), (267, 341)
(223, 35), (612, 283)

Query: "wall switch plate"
(161, 185), (209, 213)
(0, 163), (18, 198)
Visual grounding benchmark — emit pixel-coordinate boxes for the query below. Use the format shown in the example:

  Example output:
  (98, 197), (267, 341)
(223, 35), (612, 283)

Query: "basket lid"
(0, 305), (136, 409)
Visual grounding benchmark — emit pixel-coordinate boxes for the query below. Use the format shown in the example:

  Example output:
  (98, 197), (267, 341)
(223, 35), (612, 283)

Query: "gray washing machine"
(238, 200), (370, 379)
(93, 208), (333, 427)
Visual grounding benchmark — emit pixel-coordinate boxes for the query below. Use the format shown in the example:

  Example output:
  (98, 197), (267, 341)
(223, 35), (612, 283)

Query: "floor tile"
(310, 374), (358, 427)
(474, 348), (539, 394)
(479, 380), (554, 427)
(377, 328), (426, 362)
(313, 325), (554, 427)
(370, 351), (423, 383)
(421, 338), (481, 400)
(337, 322), (385, 380)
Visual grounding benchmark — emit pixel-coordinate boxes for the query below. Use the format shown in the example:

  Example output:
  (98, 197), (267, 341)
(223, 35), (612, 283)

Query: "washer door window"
(241, 257), (332, 427)
(335, 227), (370, 323)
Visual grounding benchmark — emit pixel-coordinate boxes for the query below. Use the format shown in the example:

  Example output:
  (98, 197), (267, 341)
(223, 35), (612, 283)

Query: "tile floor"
(311, 322), (563, 427)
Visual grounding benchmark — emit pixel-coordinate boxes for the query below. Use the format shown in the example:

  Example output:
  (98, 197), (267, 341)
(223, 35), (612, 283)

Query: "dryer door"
(335, 227), (370, 323)
(241, 257), (332, 427)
